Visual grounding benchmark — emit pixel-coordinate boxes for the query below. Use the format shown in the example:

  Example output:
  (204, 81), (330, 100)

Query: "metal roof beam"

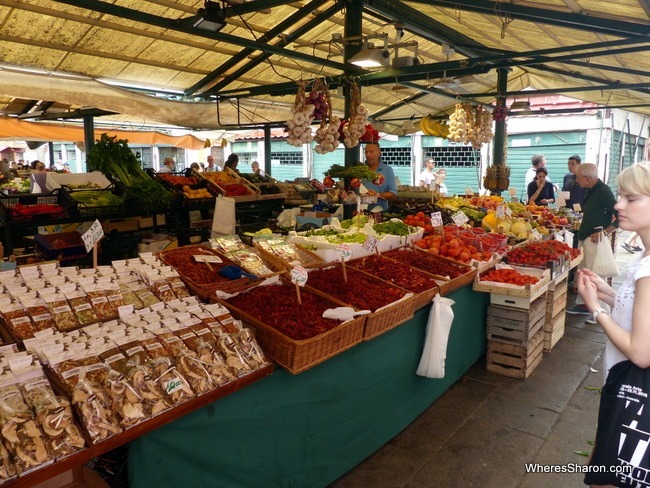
(51, 0), (349, 71)
(197, 1), (348, 97)
(369, 92), (429, 119)
(223, 0), (304, 17)
(408, 0), (650, 38)
(459, 81), (650, 99)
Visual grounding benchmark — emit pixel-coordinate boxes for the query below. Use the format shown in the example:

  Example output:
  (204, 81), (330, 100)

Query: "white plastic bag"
(211, 195), (236, 235)
(416, 293), (455, 378)
(583, 232), (619, 278)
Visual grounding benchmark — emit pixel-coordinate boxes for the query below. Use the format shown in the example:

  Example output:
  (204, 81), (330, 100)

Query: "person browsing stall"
(562, 155), (587, 208)
(436, 168), (448, 196)
(361, 142), (397, 212)
(576, 161), (650, 486)
(418, 158), (437, 187)
(224, 154), (239, 173)
(527, 167), (555, 205)
(159, 156), (175, 173)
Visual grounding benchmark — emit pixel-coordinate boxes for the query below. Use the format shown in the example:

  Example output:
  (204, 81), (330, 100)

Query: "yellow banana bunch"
(419, 116), (450, 138)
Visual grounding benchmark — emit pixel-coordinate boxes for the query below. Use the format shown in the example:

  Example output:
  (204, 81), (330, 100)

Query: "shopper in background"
(418, 158), (437, 187)
(362, 142), (397, 212)
(562, 155), (587, 208)
(205, 155), (219, 172)
(622, 231), (643, 254)
(524, 154), (547, 189)
(184, 162), (200, 178)
(224, 154), (239, 173)
(251, 161), (267, 178)
(576, 161), (650, 486)
(159, 157), (175, 173)
(567, 162), (617, 321)
(527, 167), (555, 205)
(30, 161), (48, 193)
(436, 168), (448, 196)
(0, 159), (13, 181)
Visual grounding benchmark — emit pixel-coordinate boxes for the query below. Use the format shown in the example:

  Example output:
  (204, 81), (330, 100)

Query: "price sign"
(504, 206), (512, 217)
(464, 187), (474, 196)
(194, 255), (222, 263)
(430, 211), (443, 227)
(531, 228), (543, 240)
(451, 211), (469, 226)
(496, 205), (505, 219)
(81, 219), (104, 253)
(290, 266), (308, 287)
(362, 235), (378, 253)
(573, 203), (582, 212)
(336, 243), (352, 261)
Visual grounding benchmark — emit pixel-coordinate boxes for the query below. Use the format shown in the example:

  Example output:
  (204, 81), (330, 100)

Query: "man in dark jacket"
(562, 155), (587, 209)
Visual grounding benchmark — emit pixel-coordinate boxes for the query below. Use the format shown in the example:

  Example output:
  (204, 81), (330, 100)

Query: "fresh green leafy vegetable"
(325, 164), (378, 180)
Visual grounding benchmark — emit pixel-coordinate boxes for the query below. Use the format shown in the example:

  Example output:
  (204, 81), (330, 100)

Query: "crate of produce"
(504, 240), (581, 278)
(486, 327), (544, 380)
(303, 264), (416, 340)
(61, 184), (126, 218)
(155, 172), (219, 208)
(255, 183), (287, 202)
(383, 248), (477, 296)
(216, 280), (365, 374)
(0, 189), (76, 223)
(347, 255), (440, 312)
(34, 231), (88, 262)
(486, 295), (546, 346)
(198, 168), (259, 202)
(474, 264), (550, 300)
(45, 170), (112, 192)
(254, 240), (323, 271)
(544, 310), (566, 352)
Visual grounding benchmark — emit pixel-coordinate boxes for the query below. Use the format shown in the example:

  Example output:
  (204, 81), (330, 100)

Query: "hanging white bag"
(212, 195), (236, 235)
(416, 293), (455, 378)
(583, 231), (619, 278)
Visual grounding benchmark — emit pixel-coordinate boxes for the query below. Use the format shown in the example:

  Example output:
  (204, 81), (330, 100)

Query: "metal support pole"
(83, 114), (95, 171)
(493, 68), (509, 167)
(343, 0), (363, 167)
(264, 125), (272, 177)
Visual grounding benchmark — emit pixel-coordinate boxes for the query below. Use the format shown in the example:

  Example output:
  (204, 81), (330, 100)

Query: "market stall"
(128, 284), (488, 488)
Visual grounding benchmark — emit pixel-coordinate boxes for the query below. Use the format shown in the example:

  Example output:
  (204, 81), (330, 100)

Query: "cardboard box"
(137, 232), (178, 253)
(296, 212), (333, 228)
(138, 214), (166, 229)
(34, 232), (88, 262)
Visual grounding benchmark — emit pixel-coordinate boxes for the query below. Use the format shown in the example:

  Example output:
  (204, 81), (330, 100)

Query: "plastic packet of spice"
(117, 283), (143, 309)
(130, 283), (160, 308)
(22, 297), (56, 333)
(84, 288), (115, 321)
(65, 290), (99, 327)
(20, 377), (86, 459)
(44, 294), (79, 333)
(0, 303), (36, 340)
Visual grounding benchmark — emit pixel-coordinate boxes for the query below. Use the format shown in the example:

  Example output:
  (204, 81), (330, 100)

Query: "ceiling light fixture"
(349, 46), (390, 69)
(194, 1), (226, 32)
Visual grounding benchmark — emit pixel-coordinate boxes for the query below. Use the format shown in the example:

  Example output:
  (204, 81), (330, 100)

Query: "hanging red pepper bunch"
(492, 101), (508, 121)
(359, 123), (380, 143)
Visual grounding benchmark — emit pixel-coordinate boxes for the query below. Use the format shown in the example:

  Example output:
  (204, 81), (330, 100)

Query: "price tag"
(573, 203), (582, 212)
(290, 266), (308, 287)
(430, 211), (443, 227)
(362, 235), (378, 253)
(508, 187), (517, 197)
(531, 228), (543, 240)
(194, 255), (223, 263)
(504, 206), (512, 217)
(8, 354), (33, 373)
(496, 205), (505, 219)
(451, 211), (469, 226)
(81, 219), (104, 253)
(336, 243), (352, 262)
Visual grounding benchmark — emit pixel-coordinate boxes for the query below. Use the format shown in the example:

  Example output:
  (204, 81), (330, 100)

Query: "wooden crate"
(486, 295), (547, 346)
(546, 290), (568, 318)
(544, 309), (566, 352)
(486, 328), (544, 380)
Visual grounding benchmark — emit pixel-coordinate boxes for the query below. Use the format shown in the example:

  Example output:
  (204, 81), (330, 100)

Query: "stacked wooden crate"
(543, 270), (569, 352)
(474, 267), (550, 380)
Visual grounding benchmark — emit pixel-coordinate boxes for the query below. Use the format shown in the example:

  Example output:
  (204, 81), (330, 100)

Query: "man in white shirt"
(159, 156), (175, 173)
(418, 158), (437, 187)
(524, 154), (554, 201)
(205, 155), (219, 172)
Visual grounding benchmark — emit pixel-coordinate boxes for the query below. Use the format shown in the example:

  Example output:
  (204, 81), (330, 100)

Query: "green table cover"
(129, 286), (488, 487)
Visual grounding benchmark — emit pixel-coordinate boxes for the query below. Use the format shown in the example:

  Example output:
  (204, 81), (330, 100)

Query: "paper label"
(430, 212), (443, 227)
(362, 235), (378, 253)
(504, 206), (512, 217)
(451, 211), (469, 226)
(573, 203), (582, 212)
(496, 205), (505, 219)
(290, 266), (308, 287)
(164, 377), (184, 395)
(81, 219), (104, 253)
(531, 229), (543, 240)
(194, 255), (222, 263)
(336, 244), (352, 261)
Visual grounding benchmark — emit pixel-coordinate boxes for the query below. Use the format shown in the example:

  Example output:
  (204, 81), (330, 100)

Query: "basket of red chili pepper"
(157, 245), (260, 300)
(304, 264), (417, 341)
(0, 189), (76, 223)
(347, 255), (440, 311)
(216, 279), (365, 373)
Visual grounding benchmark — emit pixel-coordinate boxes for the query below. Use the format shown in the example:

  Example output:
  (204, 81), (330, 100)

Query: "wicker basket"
(253, 242), (323, 271)
(216, 282), (365, 374)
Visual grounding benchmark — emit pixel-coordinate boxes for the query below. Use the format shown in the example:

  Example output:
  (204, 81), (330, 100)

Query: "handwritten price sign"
(451, 211), (469, 227)
(290, 266), (308, 287)
(430, 211), (443, 227)
(362, 235), (378, 253)
(81, 220), (104, 253)
(336, 243), (352, 261)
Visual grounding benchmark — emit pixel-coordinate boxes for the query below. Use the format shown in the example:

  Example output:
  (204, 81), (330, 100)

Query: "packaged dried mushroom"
(236, 328), (269, 370)
(151, 357), (195, 406)
(0, 437), (16, 482)
(216, 334), (254, 377)
(71, 374), (122, 443)
(104, 369), (148, 429)
(21, 378), (85, 459)
(126, 365), (170, 418)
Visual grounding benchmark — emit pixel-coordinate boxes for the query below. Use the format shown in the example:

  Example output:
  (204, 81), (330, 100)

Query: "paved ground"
(330, 232), (638, 488)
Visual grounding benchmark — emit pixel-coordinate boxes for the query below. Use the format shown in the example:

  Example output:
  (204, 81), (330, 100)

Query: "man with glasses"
(566, 163), (617, 321)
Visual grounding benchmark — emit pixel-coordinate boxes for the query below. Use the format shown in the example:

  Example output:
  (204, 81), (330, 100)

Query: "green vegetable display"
(325, 164), (378, 181)
(372, 221), (413, 236)
(86, 134), (174, 211)
(69, 190), (124, 207)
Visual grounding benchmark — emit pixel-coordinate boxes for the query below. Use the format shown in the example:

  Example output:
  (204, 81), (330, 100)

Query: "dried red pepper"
(348, 256), (438, 293)
(384, 249), (468, 278)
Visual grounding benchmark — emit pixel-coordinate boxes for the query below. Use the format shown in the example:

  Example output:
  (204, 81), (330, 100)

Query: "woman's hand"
(577, 269), (616, 307)
(577, 271), (600, 312)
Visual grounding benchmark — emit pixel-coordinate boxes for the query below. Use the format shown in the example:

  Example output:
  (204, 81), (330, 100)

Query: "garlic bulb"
(285, 83), (314, 147)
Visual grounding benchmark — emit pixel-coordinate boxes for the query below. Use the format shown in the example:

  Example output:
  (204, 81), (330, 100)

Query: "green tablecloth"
(129, 286), (488, 488)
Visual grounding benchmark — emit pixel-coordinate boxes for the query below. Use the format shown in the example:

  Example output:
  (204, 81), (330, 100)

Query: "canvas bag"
(584, 360), (650, 486)
(583, 232), (619, 278)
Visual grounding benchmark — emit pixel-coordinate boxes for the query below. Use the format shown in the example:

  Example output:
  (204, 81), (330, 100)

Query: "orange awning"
(0, 116), (207, 150)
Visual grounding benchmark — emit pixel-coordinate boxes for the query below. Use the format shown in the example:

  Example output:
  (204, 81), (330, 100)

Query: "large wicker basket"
(216, 282), (365, 374)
